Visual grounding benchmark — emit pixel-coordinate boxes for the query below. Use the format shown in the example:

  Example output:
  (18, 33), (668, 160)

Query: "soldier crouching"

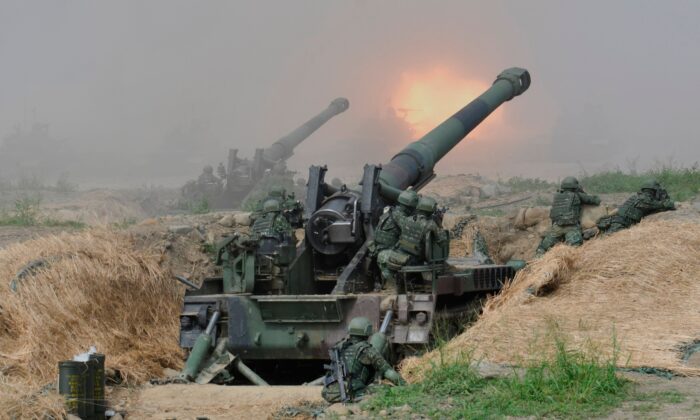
(322, 317), (405, 403)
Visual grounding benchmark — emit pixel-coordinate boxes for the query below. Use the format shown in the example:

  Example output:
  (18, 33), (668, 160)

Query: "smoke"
(1, 1), (698, 186)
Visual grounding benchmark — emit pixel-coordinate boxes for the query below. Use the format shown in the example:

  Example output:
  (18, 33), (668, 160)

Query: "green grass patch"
(473, 208), (507, 217)
(0, 196), (84, 229)
(580, 166), (700, 201)
(364, 338), (631, 419)
(42, 218), (86, 229)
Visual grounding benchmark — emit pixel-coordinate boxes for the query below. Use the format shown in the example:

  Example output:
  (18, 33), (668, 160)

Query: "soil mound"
(405, 219), (700, 381)
(0, 229), (184, 418)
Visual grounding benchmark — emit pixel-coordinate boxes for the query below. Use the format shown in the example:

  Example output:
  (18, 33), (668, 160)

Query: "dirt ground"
(109, 373), (700, 419)
(609, 372), (700, 419)
(117, 384), (324, 419)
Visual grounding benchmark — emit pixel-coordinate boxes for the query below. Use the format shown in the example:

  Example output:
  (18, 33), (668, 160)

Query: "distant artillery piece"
(181, 98), (350, 209)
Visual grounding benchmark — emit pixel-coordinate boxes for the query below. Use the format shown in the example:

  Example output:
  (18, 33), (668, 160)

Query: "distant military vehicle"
(179, 68), (531, 384)
(181, 98), (350, 209)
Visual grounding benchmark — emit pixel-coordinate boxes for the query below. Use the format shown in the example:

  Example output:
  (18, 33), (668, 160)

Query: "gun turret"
(306, 68), (530, 256)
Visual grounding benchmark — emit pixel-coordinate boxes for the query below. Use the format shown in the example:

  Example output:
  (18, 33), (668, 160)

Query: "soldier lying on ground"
(322, 317), (405, 403)
(597, 179), (675, 234)
(536, 176), (600, 256)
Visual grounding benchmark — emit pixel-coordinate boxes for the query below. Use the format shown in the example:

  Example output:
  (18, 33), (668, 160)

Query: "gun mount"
(179, 69), (530, 385)
(182, 98), (349, 209)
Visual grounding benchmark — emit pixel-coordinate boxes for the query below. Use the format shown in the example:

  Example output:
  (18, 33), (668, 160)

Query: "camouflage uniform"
(251, 199), (294, 239)
(322, 317), (404, 403)
(536, 177), (600, 256)
(370, 191), (418, 274)
(602, 180), (675, 233)
(252, 186), (303, 228)
(377, 196), (443, 286)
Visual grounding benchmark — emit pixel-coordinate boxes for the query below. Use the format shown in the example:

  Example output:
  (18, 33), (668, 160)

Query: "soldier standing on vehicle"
(599, 179), (675, 234)
(322, 317), (405, 403)
(535, 176), (600, 256)
(377, 196), (446, 287)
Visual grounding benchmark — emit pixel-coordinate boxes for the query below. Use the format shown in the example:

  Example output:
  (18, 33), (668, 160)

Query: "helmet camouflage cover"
(347, 317), (373, 337)
(269, 185), (286, 198)
(417, 196), (437, 214)
(397, 190), (419, 208)
(263, 199), (281, 213)
(560, 176), (580, 191)
(640, 179), (661, 192)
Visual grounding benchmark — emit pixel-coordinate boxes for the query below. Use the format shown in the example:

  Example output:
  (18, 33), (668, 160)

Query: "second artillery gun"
(179, 68), (531, 384)
(181, 98), (350, 209)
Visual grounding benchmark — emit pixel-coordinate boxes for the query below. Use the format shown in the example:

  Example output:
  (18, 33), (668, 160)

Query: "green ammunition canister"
(58, 360), (88, 418)
(89, 353), (106, 420)
(84, 357), (97, 419)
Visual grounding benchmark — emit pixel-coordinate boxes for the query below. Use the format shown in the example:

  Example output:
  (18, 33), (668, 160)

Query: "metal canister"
(84, 358), (97, 419)
(58, 360), (88, 418)
(89, 353), (106, 420)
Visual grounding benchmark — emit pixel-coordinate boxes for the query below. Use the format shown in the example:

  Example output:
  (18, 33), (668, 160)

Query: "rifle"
(329, 347), (349, 402)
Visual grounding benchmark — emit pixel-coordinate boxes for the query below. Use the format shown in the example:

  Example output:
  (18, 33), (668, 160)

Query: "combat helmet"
(203, 165), (214, 174)
(397, 190), (419, 208)
(263, 199), (281, 213)
(417, 196), (437, 214)
(269, 185), (286, 198)
(560, 176), (580, 191)
(640, 179), (661, 192)
(347, 317), (373, 337)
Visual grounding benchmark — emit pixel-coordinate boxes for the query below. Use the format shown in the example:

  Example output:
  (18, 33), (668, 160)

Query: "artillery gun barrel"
(262, 97), (350, 163)
(378, 68), (530, 199)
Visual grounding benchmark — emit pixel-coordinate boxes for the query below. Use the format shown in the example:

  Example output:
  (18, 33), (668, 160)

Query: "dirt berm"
(403, 215), (700, 381)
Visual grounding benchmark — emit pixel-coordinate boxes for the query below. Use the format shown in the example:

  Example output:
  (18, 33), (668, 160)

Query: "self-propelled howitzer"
(179, 68), (530, 384)
(184, 98), (349, 209)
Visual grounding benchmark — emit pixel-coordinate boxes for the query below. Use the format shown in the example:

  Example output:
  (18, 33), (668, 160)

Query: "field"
(0, 168), (698, 419)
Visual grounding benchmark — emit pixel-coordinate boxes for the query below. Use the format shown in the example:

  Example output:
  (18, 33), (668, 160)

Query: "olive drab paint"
(178, 68), (531, 383)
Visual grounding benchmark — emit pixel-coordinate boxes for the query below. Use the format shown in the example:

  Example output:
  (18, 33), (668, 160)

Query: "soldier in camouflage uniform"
(322, 317), (405, 403)
(599, 179), (675, 234)
(535, 177), (600, 256)
(252, 186), (303, 228)
(377, 196), (445, 287)
(251, 198), (295, 240)
(370, 190), (418, 286)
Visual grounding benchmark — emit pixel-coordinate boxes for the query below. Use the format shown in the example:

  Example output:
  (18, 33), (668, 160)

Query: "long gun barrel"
(378, 68), (530, 199)
(262, 97), (349, 163)
(305, 68), (529, 257)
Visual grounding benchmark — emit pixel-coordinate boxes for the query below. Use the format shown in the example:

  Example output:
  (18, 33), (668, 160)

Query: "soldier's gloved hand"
(384, 369), (406, 386)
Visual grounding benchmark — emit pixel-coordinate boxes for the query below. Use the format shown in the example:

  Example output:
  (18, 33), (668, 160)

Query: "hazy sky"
(1, 1), (699, 186)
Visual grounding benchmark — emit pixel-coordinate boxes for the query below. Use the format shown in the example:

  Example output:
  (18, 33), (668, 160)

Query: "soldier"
(377, 196), (445, 287)
(197, 165), (219, 185)
(535, 176), (600, 256)
(322, 317), (405, 403)
(369, 190), (418, 285)
(216, 162), (227, 181)
(600, 179), (675, 233)
(251, 198), (295, 240)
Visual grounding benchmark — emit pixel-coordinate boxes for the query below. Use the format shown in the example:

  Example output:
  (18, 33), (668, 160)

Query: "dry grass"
(405, 219), (700, 381)
(0, 229), (184, 419)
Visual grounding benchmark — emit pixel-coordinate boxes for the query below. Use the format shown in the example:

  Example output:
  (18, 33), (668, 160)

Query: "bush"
(581, 164), (700, 201)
